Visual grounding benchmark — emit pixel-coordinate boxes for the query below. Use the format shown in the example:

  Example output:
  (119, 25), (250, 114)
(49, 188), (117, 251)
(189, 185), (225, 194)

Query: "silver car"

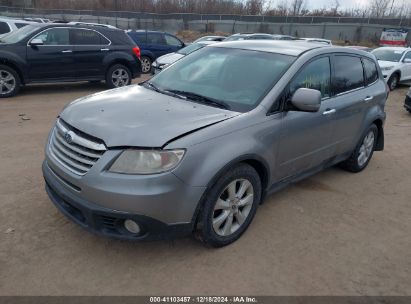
(43, 41), (387, 247)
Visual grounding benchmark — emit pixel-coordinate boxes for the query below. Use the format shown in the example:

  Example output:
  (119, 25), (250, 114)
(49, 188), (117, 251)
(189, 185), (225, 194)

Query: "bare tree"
(330, 0), (340, 16)
(289, 0), (305, 16)
(369, 0), (391, 18)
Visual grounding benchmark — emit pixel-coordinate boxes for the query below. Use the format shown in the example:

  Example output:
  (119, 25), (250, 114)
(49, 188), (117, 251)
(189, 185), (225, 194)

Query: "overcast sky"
(303, 0), (371, 10)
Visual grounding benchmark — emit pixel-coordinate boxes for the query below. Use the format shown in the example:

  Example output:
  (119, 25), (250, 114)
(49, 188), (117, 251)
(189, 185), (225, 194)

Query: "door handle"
(100, 48), (110, 52)
(61, 50), (72, 53)
(364, 96), (374, 102)
(323, 108), (336, 115)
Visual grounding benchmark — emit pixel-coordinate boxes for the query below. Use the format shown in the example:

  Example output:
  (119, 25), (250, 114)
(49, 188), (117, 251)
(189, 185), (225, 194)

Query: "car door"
(71, 28), (111, 80)
(26, 27), (75, 81)
(326, 55), (370, 156)
(401, 51), (411, 80)
(164, 34), (184, 53)
(146, 32), (171, 58)
(276, 56), (334, 180)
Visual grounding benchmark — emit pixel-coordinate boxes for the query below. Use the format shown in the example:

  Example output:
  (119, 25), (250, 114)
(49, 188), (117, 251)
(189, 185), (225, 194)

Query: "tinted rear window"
(147, 33), (165, 45)
(333, 56), (364, 94)
(71, 29), (110, 45)
(363, 58), (379, 85)
(0, 21), (10, 34)
(129, 32), (146, 44)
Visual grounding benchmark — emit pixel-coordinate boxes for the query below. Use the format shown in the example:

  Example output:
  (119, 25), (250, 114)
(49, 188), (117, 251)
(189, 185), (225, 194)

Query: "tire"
(387, 73), (399, 91)
(0, 65), (21, 98)
(196, 164), (262, 247)
(105, 64), (132, 89)
(340, 124), (378, 173)
(140, 56), (152, 74)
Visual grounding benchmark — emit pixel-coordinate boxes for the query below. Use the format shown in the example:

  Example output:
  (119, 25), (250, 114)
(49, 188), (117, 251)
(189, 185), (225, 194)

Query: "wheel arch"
(190, 154), (270, 230)
(0, 58), (25, 84)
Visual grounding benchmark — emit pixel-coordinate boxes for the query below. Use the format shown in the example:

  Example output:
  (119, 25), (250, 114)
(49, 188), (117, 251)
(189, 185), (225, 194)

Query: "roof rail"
(67, 22), (119, 29)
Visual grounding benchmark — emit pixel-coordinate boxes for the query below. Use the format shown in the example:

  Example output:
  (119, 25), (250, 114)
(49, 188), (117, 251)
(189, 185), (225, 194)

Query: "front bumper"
(43, 161), (194, 240)
(405, 95), (411, 110)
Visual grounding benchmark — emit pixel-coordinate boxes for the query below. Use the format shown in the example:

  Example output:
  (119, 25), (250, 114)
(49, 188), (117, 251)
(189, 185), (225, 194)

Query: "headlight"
(159, 63), (170, 69)
(152, 61), (157, 67)
(382, 66), (394, 71)
(109, 149), (185, 174)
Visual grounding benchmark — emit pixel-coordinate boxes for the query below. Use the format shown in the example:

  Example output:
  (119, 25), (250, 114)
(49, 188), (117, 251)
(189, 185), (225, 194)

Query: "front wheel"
(196, 164), (261, 247)
(140, 56), (152, 74)
(388, 73), (399, 91)
(105, 64), (132, 89)
(340, 124), (378, 173)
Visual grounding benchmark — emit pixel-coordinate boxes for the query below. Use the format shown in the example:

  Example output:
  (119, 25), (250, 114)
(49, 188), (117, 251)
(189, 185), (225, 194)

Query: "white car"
(0, 17), (35, 38)
(372, 47), (411, 90)
(299, 38), (333, 45)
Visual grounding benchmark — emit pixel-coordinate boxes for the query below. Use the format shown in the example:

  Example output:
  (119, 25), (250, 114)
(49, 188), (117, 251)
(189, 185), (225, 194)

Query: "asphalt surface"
(0, 79), (410, 295)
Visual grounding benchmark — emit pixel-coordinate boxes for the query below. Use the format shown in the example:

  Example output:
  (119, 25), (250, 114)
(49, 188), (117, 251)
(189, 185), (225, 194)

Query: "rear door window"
(147, 33), (166, 45)
(363, 58), (379, 85)
(0, 21), (10, 34)
(333, 56), (365, 94)
(165, 34), (182, 47)
(290, 57), (331, 99)
(71, 29), (110, 45)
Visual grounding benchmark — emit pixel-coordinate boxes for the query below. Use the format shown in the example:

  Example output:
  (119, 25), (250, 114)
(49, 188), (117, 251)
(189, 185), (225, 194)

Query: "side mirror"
(29, 38), (44, 46)
(404, 58), (411, 63)
(291, 88), (322, 112)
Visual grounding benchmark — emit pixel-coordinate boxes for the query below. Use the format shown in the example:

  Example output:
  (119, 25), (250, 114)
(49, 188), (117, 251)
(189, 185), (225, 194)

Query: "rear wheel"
(388, 73), (399, 91)
(140, 56), (152, 74)
(105, 64), (132, 88)
(196, 164), (261, 247)
(0, 65), (20, 98)
(340, 124), (378, 173)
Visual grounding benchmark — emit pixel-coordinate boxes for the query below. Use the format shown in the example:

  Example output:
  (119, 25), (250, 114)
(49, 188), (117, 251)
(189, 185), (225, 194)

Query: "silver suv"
(43, 41), (387, 247)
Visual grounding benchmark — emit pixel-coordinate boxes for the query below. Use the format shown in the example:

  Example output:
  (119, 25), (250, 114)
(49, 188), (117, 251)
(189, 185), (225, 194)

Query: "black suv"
(0, 23), (141, 97)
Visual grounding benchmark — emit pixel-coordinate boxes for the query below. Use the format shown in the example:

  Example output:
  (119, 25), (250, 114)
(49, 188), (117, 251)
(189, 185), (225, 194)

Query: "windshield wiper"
(166, 90), (231, 110)
(140, 81), (187, 100)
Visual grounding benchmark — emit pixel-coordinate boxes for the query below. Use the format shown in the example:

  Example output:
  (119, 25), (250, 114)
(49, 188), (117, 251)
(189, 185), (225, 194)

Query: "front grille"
(49, 119), (106, 175)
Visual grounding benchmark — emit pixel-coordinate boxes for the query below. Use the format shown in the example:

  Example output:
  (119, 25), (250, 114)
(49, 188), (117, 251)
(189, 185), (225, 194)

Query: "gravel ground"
(0, 79), (410, 296)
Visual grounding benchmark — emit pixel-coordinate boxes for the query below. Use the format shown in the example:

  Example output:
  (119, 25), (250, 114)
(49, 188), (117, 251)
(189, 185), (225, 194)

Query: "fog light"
(124, 219), (140, 234)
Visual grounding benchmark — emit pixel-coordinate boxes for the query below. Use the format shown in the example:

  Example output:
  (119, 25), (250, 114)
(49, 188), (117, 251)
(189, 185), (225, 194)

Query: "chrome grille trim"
(49, 119), (106, 175)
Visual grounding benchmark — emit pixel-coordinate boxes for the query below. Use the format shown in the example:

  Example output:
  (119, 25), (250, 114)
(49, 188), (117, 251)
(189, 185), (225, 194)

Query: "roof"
(210, 40), (327, 56)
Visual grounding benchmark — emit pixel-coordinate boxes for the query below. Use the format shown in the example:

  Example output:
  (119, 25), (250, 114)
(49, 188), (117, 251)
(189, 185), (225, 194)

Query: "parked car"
(299, 38), (333, 45)
(0, 23), (141, 97)
(345, 46), (373, 52)
(43, 41), (387, 247)
(0, 17), (35, 38)
(224, 33), (275, 41)
(272, 34), (295, 40)
(151, 41), (217, 74)
(405, 87), (411, 113)
(372, 47), (411, 90)
(127, 30), (185, 73)
(193, 35), (226, 43)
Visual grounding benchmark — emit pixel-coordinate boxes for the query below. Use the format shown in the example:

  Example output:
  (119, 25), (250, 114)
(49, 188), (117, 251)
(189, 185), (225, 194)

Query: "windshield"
(372, 49), (404, 62)
(0, 24), (39, 43)
(177, 43), (204, 55)
(149, 46), (295, 112)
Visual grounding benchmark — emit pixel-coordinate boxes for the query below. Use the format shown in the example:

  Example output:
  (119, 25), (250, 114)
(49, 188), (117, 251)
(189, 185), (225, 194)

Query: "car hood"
(60, 85), (239, 148)
(377, 60), (399, 68)
(156, 52), (185, 65)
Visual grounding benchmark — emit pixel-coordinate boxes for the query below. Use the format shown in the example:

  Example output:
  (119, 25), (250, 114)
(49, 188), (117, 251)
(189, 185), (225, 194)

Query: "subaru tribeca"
(0, 23), (141, 97)
(43, 41), (387, 247)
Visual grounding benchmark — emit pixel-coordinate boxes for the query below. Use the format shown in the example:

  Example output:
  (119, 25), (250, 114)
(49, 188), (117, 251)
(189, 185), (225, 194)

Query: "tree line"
(15, 0), (411, 19)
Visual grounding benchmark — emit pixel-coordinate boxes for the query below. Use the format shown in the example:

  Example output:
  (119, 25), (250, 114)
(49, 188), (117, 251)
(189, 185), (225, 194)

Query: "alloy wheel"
(0, 70), (16, 95)
(212, 179), (254, 237)
(358, 130), (375, 167)
(141, 57), (151, 73)
(111, 68), (129, 87)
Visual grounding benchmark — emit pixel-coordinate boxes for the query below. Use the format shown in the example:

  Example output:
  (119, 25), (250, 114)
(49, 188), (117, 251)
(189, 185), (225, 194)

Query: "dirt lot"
(0, 79), (410, 296)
